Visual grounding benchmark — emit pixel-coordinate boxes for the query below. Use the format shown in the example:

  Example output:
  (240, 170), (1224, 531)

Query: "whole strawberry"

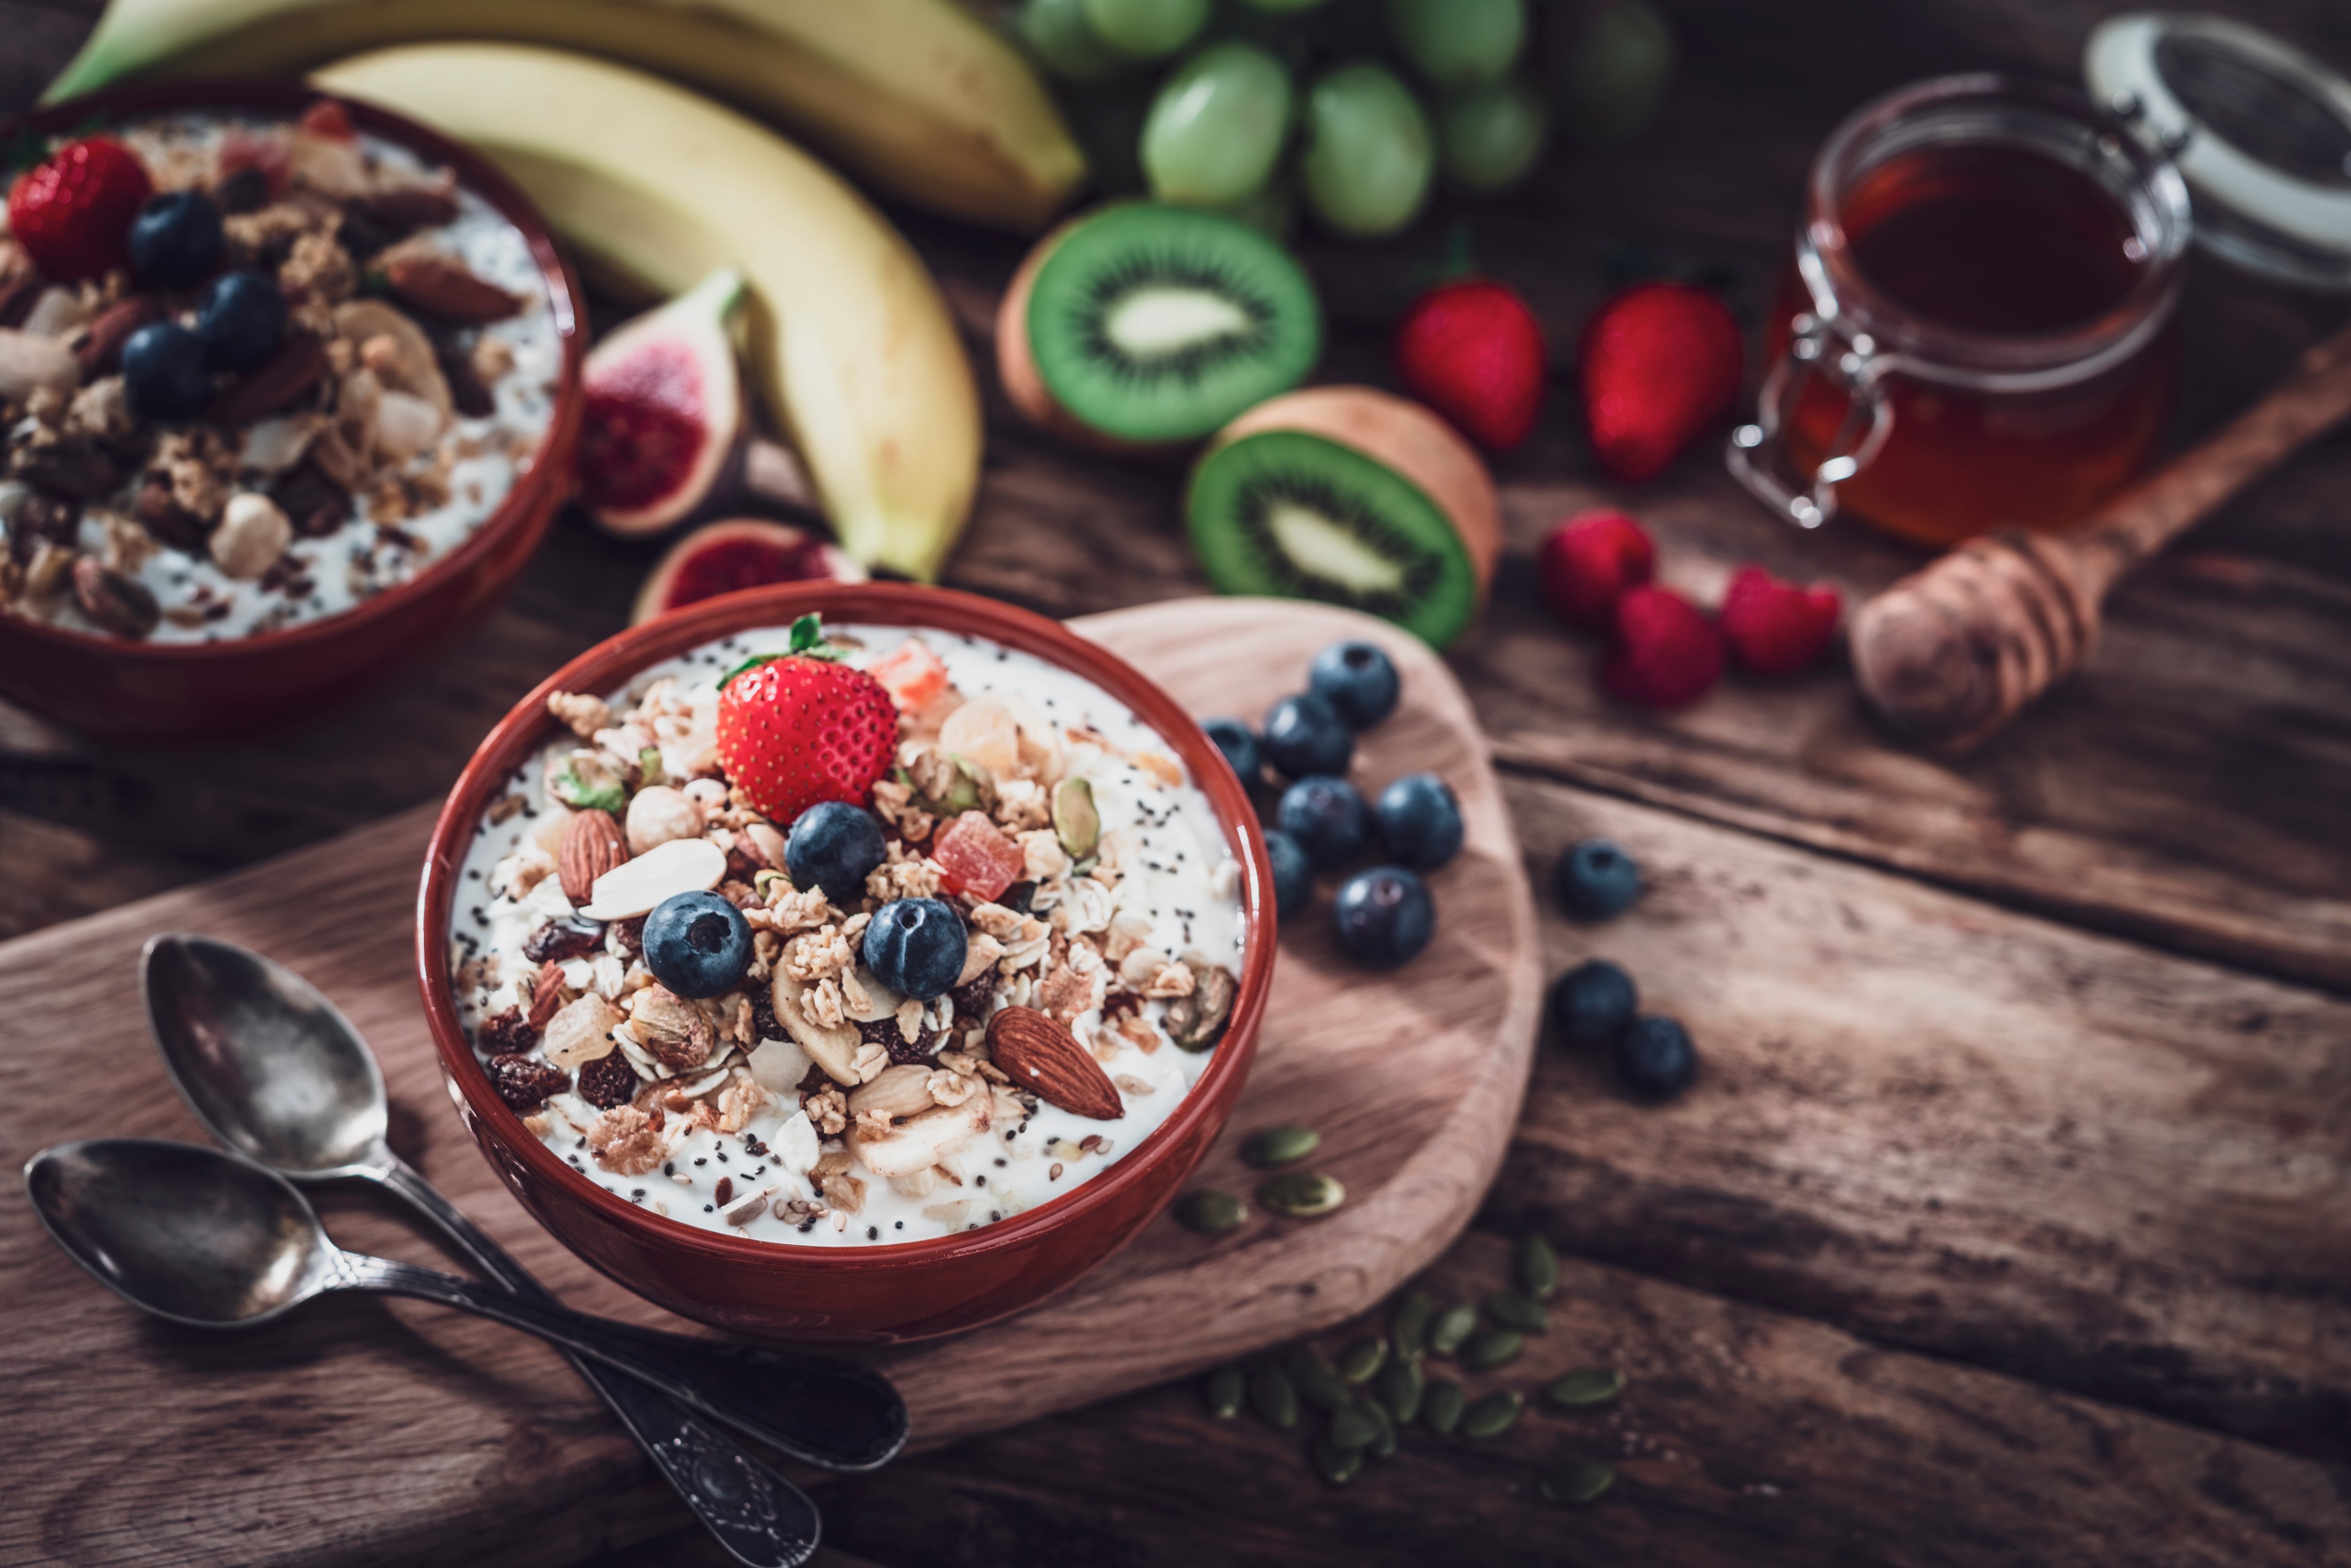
(1602, 585), (1721, 707)
(7, 137), (153, 283)
(1394, 278), (1547, 453)
(1539, 508), (1653, 631)
(1720, 566), (1840, 675)
(1578, 281), (1742, 482)
(714, 616), (898, 822)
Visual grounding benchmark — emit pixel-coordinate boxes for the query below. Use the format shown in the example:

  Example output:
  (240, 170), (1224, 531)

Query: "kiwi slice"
(998, 202), (1322, 449)
(1186, 386), (1499, 647)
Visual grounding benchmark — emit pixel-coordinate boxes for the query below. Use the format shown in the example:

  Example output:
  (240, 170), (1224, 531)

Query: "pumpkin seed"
(1240, 1125), (1321, 1168)
(1365, 1397), (1398, 1460)
(1422, 1379), (1465, 1435)
(1517, 1233), (1560, 1300)
(1204, 1363), (1246, 1420)
(1427, 1302), (1478, 1357)
(1248, 1359), (1299, 1429)
(1545, 1367), (1626, 1408)
(1460, 1388), (1524, 1439)
(1392, 1291), (1434, 1357)
(1339, 1336), (1387, 1383)
(1286, 1346), (1351, 1412)
(1483, 1289), (1549, 1333)
(1541, 1459), (1616, 1506)
(1166, 961), (1236, 1052)
(1375, 1355), (1424, 1424)
(1325, 1402), (1383, 1450)
(1462, 1328), (1524, 1371)
(1174, 1189), (1248, 1234)
(1257, 1169), (1345, 1218)
(1314, 1438), (1364, 1487)
(1052, 777), (1100, 859)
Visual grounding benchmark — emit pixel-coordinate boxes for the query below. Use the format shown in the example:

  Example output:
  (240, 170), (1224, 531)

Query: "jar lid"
(2086, 12), (2351, 290)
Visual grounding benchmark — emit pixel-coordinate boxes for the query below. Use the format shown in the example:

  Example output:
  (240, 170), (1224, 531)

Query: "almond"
(986, 1006), (1124, 1121)
(380, 251), (522, 323)
(560, 808), (628, 904)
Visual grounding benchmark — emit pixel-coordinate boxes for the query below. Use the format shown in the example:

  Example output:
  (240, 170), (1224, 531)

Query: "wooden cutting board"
(0, 597), (1541, 1568)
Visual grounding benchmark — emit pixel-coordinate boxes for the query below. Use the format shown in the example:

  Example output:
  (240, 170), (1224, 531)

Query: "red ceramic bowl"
(0, 80), (584, 743)
(416, 583), (1276, 1344)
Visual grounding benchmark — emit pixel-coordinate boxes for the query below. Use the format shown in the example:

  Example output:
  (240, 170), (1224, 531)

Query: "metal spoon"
(137, 935), (891, 1566)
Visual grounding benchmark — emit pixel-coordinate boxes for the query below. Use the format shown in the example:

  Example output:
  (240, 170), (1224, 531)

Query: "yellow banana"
(47, 0), (1084, 233)
(313, 43), (979, 581)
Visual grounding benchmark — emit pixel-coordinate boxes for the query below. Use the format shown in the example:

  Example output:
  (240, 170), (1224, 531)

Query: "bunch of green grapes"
(1014, 0), (1675, 240)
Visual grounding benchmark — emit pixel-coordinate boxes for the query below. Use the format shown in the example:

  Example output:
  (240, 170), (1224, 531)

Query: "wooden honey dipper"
(1851, 320), (2351, 752)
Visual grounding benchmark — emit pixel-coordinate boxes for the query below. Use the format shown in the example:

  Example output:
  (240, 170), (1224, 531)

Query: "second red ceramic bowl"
(416, 583), (1275, 1344)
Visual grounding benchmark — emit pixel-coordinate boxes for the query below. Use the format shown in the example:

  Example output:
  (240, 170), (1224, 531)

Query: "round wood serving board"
(0, 595), (1540, 1568)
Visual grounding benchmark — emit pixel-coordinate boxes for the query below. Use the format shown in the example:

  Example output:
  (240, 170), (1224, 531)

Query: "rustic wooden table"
(6, 2), (2349, 1564)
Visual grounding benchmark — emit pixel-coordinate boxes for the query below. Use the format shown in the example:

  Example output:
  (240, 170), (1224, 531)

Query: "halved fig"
(632, 517), (865, 625)
(577, 267), (745, 536)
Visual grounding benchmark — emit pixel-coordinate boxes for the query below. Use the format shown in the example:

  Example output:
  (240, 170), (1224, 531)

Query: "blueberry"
(1309, 640), (1400, 729)
(1201, 717), (1262, 783)
(1332, 866), (1434, 969)
(642, 890), (753, 999)
(127, 189), (223, 289)
(195, 269), (286, 372)
(120, 321), (210, 420)
(1263, 828), (1314, 921)
(1615, 1015), (1697, 1099)
(1277, 774), (1368, 869)
(1554, 837), (1641, 920)
(785, 800), (886, 905)
(1373, 772), (1462, 870)
(862, 896), (968, 1000)
(1548, 959), (1637, 1046)
(1261, 692), (1353, 779)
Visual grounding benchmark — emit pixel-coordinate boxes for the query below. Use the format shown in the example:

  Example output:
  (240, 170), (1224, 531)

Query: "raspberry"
(1538, 509), (1655, 631)
(1602, 586), (1722, 707)
(1720, 566), (1841, 676)
(7, 136), (153, 283)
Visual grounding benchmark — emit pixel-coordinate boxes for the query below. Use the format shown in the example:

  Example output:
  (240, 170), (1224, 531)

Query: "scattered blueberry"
(642, 890), (753, 998)
(128, 189), (224, 290)
(1201, 717), (1262, 783)
(862, 896), (968, 1000)
(1263, 828), (1314, 921)
(1277, 774), (1369, 869)
(195, 269), (286, 372)
(786, 800), (886, 905)
(1261, 692), (1353, 779)
(1548, 959), (1637, 1046)
(1614, 1015), (1697, 1099)
(1555, 837), (1642, 920)
(120, 321), (210, 420)
(1373, 772), (1462, 870)
(1310, 640), (1400, 729)
(1332, 866), (1435, 969)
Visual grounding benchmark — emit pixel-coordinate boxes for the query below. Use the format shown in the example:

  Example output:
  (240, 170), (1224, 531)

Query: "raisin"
(747, 981), (781, 1044)
(860, 1014), (939, 1067)
(137, 475), (213, 553)
(609, 916), (646, 956)
(949, 973), (995, 1027)
(214, 165), (270, 214)
(523, 917), (604, 964)
(999, 880), (1037, 914)
(576, 1052), (638, 1110)
(476, 1005), (538, 1054)
(268, 458), (353, 538)
(486, 1053), (567, 1111)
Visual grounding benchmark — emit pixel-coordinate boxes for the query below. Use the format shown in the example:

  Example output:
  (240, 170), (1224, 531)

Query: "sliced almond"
(580, 835), (725, 919)
(772, 971), (861, 1084)
(848, 1064), (937, 1122)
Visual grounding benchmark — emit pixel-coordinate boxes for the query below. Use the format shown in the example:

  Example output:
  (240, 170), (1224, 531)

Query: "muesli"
(450, 617), (1247, 1246)
(0, 99), (559, 641)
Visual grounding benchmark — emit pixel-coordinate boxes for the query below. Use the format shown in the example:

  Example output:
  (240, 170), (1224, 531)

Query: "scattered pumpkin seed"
(1517, 1233), (1560, 1300)
(1174, 1189), (1248, 1234)
(1462, 1328), (1524, 1371)
(1460, 1388), (1524, 1439)
(1314, 1438), (1364, 1487)
(1240, 1125), (1322, 1168)
(1339, 1336), (1387, 1383)
(1428, 1302), (1478, 1356)
(1257, 1169), (1345, 1219)
(1422, 1379), (1465, 1435)
(1483, 1289), (1549, 1333)
(1248, 1359), (1299, 1429)
(1375, 1355), (1424, 1424)
(1545, 1367), (1626, 1409)
(1392, 1291), (1434, 1357)
(1541, 1459), (1616, 1506)
(1365, 1397), (1398, 1460)
(1325, 1402), (1383, 1450)
(1051, 776), (1099, 859)
(1286, 1346), (1352, 1412)
(1204, 1364), (1246, 1420)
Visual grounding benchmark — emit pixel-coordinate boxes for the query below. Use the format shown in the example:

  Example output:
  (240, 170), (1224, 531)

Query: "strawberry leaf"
(718, 615), (842, 686)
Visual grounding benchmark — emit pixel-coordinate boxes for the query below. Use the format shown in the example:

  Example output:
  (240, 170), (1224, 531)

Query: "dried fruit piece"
(933, 810), (1025, 902)
(559, 809), (629, 904)
(870, 638), (949, 712)
(1175, 1189), (1248, 1233)
(576, 1051), (639, 1110)
(1544, 1367), (1625, 1409)
(542, 993), (623, 1071)
(524, 917), (605, 964)
(987, 1005), (1123, 1120)
(486, 1052), (567, 1111)
(629, 985), (714, 1069)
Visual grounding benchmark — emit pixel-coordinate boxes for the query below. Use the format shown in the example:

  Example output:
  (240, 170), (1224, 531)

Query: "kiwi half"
(998, 202), (1322, 449)
(1186, 386), (1499, 648)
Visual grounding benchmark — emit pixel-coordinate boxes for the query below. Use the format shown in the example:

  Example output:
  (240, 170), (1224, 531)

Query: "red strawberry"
(6, 137), (153, 284)
(1602, 586), (1722, 708)
(714, 652), (898, 823)
(1394, 278), (1547, 453)
(1578, 282), (1743, 483)
(1720, 566), (1840, 675)
(1539, 508), (1654, 631)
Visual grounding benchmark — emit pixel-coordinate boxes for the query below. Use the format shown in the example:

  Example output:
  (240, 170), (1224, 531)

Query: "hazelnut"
(210, 492), (293, 581)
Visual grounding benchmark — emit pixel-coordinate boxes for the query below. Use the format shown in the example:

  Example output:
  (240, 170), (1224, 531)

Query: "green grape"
(1298, 61), (1434, 239)
(1081, 0), (1211, 60)
(1018, 0), (1126, 83)
(1387, 0), (1526, 91)
(1142, 42), (1294, 205)
(1556, 0), (1675, 146)
(1439, 76), (1549, 193)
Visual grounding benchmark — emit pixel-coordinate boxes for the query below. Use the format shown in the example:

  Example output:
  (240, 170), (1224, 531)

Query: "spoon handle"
(371, 1159), (821, 1568)
(333, 1248), (908, 1473)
